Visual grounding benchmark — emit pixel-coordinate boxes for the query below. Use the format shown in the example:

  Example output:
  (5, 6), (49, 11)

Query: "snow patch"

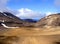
(1, 23), (19, 28)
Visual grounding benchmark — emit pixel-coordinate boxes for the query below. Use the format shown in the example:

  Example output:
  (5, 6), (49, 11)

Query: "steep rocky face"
(36, 13), (60, 28)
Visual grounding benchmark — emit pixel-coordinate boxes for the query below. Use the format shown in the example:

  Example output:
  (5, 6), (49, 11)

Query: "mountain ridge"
(0, 12), (36, 29)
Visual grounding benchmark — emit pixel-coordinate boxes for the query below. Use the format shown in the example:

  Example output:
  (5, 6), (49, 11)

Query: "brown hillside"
(35, 13), (60, 28)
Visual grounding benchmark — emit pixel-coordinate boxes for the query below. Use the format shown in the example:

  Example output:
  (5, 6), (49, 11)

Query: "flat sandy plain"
(0, 27), (60, 44)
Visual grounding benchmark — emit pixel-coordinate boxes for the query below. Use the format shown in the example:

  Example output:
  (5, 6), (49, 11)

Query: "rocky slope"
(0, 12), (35, 29)
(35, 13), (60, 28)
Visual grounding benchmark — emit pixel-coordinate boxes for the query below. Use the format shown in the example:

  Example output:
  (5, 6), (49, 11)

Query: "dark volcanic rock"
(36, 13), (60, 28)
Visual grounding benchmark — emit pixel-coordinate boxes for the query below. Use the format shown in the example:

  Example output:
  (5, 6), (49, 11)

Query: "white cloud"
(16, 8), (45, 19)
(45, 12), (57, 16)
(45, 12), (52, 16)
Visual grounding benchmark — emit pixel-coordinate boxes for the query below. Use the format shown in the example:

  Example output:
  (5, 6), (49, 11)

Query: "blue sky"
(7, 0), (60, 13)
(0, 0), (60, 19)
